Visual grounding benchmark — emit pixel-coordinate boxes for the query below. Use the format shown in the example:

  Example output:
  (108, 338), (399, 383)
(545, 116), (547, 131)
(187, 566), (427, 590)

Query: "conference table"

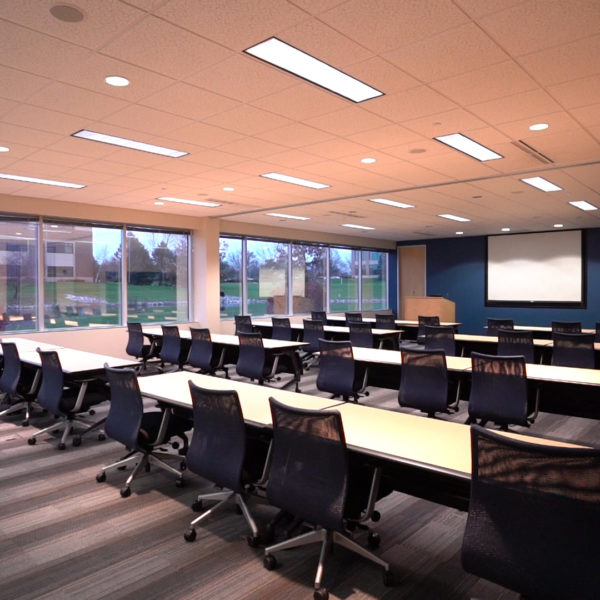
(0, 336), (64, 354)
(512, 324), (596, 339)
(138, 370), (580, 511)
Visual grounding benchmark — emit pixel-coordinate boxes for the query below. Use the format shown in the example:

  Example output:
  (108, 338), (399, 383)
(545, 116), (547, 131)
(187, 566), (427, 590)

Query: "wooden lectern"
(401, 296), (455, 321)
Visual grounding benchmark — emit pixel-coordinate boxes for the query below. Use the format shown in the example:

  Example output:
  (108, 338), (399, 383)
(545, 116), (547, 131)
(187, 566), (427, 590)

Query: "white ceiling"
(0, 0), (599, 241)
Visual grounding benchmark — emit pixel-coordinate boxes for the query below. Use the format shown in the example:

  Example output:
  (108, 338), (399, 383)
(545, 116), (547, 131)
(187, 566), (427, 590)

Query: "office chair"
(416, 315), (440, 343)
(316, 339), (368, 402)
(467, 352), (533, 430)
(0, 341), (38, 426)
(183, 382), (268, 547)
(159, 325), (183, 372)
(551, 332), (595, 369)
(263, 398), (391, 600)
(271, 317), (293, 341)
(398, 349), (455, 417)
(301, 318), (324, 370)
(125, 322), (155, 371)
(551, 320), (582, 334)
(462, 425), (600, 600)
(234, 314), (254, 334)
(27, 350), (108, 449)
(423, 324), (457, 356)
(235, 331), (281, 386)
(349, 321), (376, 348)
(374, 313), (400, 349)
(497, 328), (535, 364)
(595, 321), (600, 343)
(344, 311), (363, 325)
(486, 318), (514, 336)
(97, 366), (188, 496)
(310, 310), (327, 324)
(186, 327), (228, 378)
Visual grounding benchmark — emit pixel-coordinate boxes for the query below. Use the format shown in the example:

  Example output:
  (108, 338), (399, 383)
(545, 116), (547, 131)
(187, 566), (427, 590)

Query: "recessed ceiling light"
(0, 172), (85, 188)
(0, 146), (9, 152)
(501, 227), (511, 232)
(223, 186), (235, 192)
(438, 214), (471, 222)
(244, 37), (383, 103)
(554, 223), (564, 228)
(72, 129), (188, 157)
(456, 231), (464, 235)
(15, 232), (22, 236)
(434, 133), (502, 161)
(569, 200), (598, 211)
(50, 224), (58, 228)
(154, 201), (165, 206)
(408, 148), (426, 154)
(49, 4), (84, 22)
(529, 123), (549, 131)
(157, 196), (221, 207)
(520, 176), (562, 192)
(369, 198), (414, 209)
(260, 172), (330, 189)
(361, 157), (376, 164)
(105, 75), (130, 87)
(266, 212), (310, 221)
(342, 223), (375, 230)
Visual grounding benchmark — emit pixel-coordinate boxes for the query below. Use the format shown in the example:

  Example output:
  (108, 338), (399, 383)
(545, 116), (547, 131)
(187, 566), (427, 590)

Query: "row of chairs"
(487, 317), (600, 338)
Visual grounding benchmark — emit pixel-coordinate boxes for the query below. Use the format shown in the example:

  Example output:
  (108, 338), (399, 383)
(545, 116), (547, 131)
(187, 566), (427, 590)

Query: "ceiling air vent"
(511, 140), (554, 164)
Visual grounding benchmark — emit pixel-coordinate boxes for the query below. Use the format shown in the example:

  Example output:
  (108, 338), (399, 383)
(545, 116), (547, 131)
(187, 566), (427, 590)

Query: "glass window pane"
(291, 243), (326, 313)
(44, 223), (122, 328)
(329, 247), (359, 312)
(126, 230), (189, 323)
(219, 237), (242, 318)
(0, 219), (38, 332)
(362, 250), (388, 311)
(246, 240), (289, 316)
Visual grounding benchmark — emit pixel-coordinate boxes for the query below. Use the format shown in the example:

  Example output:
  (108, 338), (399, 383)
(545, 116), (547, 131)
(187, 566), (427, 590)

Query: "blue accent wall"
(398, 229), (600, 334)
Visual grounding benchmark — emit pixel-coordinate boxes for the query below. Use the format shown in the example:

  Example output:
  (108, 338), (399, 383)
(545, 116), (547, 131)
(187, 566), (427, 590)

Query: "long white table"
(0, 336), (64, 354)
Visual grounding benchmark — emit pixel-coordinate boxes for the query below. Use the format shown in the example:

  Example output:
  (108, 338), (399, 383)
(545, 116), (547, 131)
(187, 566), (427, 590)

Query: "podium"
(401, 296), (455, 322)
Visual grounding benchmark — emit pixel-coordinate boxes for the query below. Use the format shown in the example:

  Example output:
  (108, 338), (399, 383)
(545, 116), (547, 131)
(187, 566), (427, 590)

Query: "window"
(126, 229), (189, 323)
(246, 239), (289, 316)
(0, 219), (38, 332)
(361, 250), (387, 311)
(292, 243), (327, 313)
(329, 247), (360, 312)
(46, 241), (74, 254)
(219, 237), (242, 318)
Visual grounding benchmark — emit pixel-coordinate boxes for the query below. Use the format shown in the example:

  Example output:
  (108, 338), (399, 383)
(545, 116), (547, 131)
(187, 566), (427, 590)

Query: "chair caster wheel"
(58, 442), (66, 450)
(72, 436), (81, 447)
(184, 528), (196, 542)
(96, 471), (106, 483)
(89, 409), (95, 416)
(264, 554), (278, 570)
(383, 570), (393, 586)
(98, 433), (106, 441)
(21, 419), (29, 427)
(367, 531), (380, 549)
(27, 437), (36, 445)
(172, 441), (180, 450)
(120, 487), (131, 498)
(191, 500), (203, 512)
(175, 478), (184, 488)
(371, 510), (381, 522)
(247, 535), (260, 548)
(314, 587), (329, 600)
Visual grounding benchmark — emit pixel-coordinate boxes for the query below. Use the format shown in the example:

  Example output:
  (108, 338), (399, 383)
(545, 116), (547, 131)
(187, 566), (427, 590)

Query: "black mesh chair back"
(187, 327), (214, 371)
(349, 321), (374, 348)
(267, 398), (347, 532)
(423, 324), (456, 356)
(551, 320), (581, 334)
(105, 366), (144, 450)
(399, 349), (448, 417)
(344, 312), (362, 325)
(234, 314), (253, 334)
(417, 315), (440, 342)
(125, 322), (151, 361)
(317, 339), (361, 400)
(160, 325), (182, 367)
(272, 317), (292, 341)
(551, 332), (595, 368)
(375, 313), (396, 329)
(462, 425), (600, 600)
(302, 318), (324, 353)
(187, 382), (246, 493)
(468, 352), (528, 427)
(497, 328), (535, 363)
(36, 350), (67, 416)
(236, 331), (268, 380)
(487, 318), (514, 336)
(310, 311), (327, 324)
(595, 321), (600, 343)
(0, 342), (21, 396)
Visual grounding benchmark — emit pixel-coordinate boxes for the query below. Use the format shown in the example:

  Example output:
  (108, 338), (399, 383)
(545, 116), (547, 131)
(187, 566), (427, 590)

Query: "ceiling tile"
(204, 105), (293, 136)
(304, 107), (392, 136)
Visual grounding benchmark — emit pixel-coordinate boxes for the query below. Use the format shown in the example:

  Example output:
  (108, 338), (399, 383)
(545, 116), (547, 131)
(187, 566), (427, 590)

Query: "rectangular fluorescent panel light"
(520, 176), (562, 192)
(158, 196), (221, 207)
(245, 37), (383, 103)
(369, 198), (414, 209)
(73, 129), (188, 157)
(342, 223), (375, 230)
(0, 172), (85, 188)
(438, 213), (471, 222)
(261, 172), (330, 189)
(569, 200), (598, 211)
(266, 212), (310, 220)
(434, 133), (502, 161)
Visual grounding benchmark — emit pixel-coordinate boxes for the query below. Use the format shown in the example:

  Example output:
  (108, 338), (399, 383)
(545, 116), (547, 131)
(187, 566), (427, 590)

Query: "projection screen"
(486, 230), (584, 306)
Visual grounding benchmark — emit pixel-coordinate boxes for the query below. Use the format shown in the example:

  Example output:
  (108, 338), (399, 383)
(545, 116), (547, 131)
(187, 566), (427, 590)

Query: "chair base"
(0, 399), (32, 424)
(28, 414), (105, 449)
